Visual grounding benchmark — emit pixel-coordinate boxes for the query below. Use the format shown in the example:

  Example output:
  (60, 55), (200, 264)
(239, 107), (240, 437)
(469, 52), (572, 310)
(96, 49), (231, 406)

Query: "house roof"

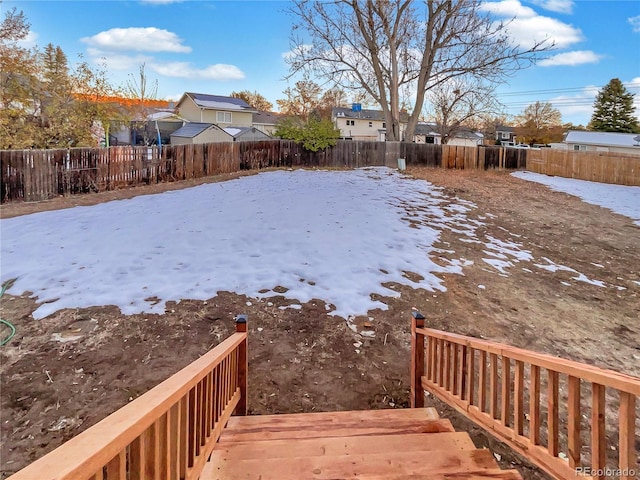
(564, 130), (640, 148)
(180, 92), (256, 112)
(332, 107), (410, 123)
(170, 122), (226, 138)
(414, 123), (440, 136)
(147, 111), (185, 122)
(253, 111), (283, 125)
(496, 125), (515, 133)
(414, 122), (483, 140)
(223, 126), (271, 139)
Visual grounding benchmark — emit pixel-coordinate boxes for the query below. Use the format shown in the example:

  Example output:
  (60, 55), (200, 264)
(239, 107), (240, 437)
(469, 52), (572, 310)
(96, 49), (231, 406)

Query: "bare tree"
(230, 90), (273, 111)
(276, 78), (323, 121)
(286, 0), (549, 141)
(124, 63), (159, 145)
(424, 77), (499, 143)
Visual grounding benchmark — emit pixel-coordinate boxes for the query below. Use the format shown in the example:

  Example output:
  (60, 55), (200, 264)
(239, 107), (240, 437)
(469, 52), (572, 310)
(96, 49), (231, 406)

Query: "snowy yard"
(1, 168), (471, 320)
(2, 167), (639, 321)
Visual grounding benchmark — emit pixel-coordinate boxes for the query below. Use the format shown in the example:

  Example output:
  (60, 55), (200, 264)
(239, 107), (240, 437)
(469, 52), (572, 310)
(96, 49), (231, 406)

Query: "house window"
(346, 120), (355, 126)
(501, 131), (510, 140)
(573, 145), (587, 151)
(369, 122), (373, 127)
(217, 111), (232, 123)
(382, 123), (386, 128)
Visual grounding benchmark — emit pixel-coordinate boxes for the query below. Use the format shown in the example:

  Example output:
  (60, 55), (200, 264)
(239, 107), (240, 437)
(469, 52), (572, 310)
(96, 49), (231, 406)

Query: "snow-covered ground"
(4, 168), (635, 321)
(512, 171), (640, 226)
(1, 168), (473, 320)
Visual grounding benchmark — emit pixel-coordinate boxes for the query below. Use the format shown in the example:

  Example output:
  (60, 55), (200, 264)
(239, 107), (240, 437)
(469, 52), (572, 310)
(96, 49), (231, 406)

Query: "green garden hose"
(0, 280), (16, 346)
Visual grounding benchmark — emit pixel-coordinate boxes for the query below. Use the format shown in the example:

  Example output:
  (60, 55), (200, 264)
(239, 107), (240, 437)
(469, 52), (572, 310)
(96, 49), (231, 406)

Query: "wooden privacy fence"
(411, 312), (639, 480)
(527, 148), (640, 186)
(8, 316), (248, 480)
(1, 141), (523, 203)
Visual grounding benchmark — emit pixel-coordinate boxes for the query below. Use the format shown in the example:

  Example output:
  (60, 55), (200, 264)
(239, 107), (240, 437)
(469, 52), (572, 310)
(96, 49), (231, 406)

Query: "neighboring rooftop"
(182, 93), (256, 112)
(171, 122), (223, 138)
(564, 130), (640, 148)
(253, 111), (283, 124)
(332, 107), (410, 123)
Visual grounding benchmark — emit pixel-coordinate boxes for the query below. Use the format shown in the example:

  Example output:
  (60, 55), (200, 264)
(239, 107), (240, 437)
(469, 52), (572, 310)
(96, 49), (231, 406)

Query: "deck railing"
(8, 315), (248, 480)
(411, 312), (639, 480)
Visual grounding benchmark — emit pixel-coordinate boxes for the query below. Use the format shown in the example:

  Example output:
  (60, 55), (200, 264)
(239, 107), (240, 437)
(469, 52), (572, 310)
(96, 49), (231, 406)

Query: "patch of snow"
(482, 258), (514, 275)
(279, 304), (302, 310)
(534, 258), (606, 288)
(1, 168), (475, 320)
(512, 172), (640, 226)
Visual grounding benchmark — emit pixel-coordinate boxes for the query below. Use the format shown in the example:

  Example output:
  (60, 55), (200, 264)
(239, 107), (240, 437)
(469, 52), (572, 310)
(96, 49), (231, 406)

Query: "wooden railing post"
(234, 314), (248, 416)
(411, 311), (426, 408)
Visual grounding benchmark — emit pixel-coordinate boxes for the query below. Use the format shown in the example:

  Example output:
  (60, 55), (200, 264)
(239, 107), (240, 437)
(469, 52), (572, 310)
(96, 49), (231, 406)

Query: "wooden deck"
(201, 407), (522, 479)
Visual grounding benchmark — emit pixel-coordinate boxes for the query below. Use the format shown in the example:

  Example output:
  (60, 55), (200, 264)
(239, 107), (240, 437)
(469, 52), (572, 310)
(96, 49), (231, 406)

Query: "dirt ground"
(1, 167), (638, 479)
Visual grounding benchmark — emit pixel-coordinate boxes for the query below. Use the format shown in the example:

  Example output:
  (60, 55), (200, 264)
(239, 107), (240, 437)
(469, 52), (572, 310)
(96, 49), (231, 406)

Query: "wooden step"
(202, 448), (510, 479)
(219, 407), (449, 443)
(211, 431), (476, 461)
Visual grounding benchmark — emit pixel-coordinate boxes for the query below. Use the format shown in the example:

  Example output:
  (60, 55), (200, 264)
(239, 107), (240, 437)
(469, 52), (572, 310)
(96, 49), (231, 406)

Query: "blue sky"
(6, 0), (640, 126)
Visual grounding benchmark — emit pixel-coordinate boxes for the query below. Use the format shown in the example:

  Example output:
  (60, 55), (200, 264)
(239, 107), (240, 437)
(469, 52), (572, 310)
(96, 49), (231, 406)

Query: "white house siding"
(565, 143), (640, 155)
(448, 137), (482, 147)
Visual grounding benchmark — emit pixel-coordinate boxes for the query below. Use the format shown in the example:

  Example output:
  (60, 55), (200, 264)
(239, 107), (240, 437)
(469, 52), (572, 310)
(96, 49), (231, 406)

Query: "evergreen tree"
(589, 78), (639, 133)
(40, 43), (79, 147)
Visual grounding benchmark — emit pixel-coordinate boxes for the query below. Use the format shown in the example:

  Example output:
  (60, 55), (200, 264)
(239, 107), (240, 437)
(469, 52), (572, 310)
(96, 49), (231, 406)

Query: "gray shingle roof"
(253, 111), (283, 124)
(170, 122), (217, 138)
(565, 131), (640, 148)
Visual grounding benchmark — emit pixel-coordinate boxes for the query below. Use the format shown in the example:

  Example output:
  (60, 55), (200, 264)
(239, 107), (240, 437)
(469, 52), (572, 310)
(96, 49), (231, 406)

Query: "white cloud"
(629, 15), (640, 33)
(281, 44), (313, 61)
(549, 85), (598, 123)
(481, 1), (583, 49)
(530, 0), (574, 14)
(81, 27), (191, 53)
(86, 48), (154, 71)
(539, 50), (604, 67)
(480, 0), (537, 17)
(149, 62), (245, 80)
(17, 31), (38, 48)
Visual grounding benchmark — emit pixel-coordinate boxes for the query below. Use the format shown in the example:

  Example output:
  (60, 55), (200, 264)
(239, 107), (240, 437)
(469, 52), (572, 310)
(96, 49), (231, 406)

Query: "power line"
(497, 82), (640, 98)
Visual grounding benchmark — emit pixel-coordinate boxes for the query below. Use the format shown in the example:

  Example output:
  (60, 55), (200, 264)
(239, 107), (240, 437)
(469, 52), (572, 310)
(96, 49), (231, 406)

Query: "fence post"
(234, 314), (248, 416)
(411, 311), (426, 408)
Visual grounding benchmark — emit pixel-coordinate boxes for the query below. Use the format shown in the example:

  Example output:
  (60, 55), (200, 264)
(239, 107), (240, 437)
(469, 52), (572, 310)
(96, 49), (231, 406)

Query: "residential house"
(252, 111), (283, 136)
(332, 107), (409, 141)
(412, 122), (484, 146)
(560, 131), (640, 155)
(170, 123), (232, 145)
(495, 125), (517, 145)
(176, 93), (256, 127)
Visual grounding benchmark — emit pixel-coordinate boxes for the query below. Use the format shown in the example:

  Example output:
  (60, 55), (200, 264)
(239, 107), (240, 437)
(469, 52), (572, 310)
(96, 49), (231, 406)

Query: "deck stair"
(202, 407), (522, 479)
